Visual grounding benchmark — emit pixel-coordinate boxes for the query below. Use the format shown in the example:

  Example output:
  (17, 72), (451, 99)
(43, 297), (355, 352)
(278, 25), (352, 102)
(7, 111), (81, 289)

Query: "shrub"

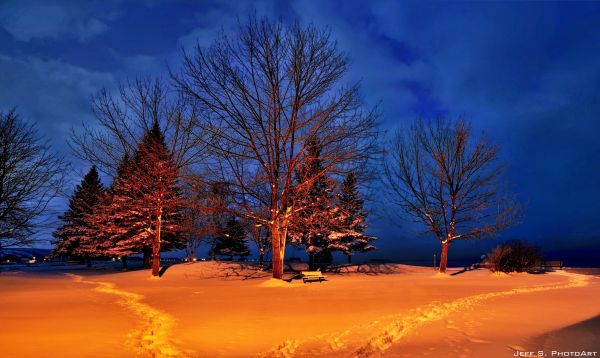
(486, 240), (541, 273)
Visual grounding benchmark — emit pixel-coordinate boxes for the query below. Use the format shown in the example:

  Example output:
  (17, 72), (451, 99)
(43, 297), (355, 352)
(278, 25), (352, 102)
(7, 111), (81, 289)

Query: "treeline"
(52, 123), (375, 276)
(52, 17), (381, 279)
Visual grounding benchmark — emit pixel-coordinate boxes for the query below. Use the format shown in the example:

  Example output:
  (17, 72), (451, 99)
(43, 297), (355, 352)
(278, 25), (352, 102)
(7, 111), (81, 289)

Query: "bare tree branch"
(70, 77), (209, 177)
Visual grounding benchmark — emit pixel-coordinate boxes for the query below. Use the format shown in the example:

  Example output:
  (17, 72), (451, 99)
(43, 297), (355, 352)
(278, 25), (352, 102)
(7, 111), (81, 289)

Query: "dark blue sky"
(1, 1), (599, 260)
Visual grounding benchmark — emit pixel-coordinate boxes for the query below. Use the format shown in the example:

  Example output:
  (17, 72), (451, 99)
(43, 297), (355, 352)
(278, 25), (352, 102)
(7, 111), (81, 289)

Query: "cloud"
(107, 49), (164, 78)
(0, 1), (119, 42)
(176, 1), (272, 51)
(0, 54), (115, 154)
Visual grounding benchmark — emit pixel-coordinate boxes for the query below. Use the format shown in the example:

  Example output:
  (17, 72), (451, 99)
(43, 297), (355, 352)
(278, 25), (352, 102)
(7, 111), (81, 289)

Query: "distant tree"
(239, 173), (272, 269)
(204, 182), (231, 260)
(0, 109), (67, 249)
(383, 119), (520, 273)
(213, 217), (250, 261)
(104, 122), (186, 276)
(173, 16), (378, 279)
(337, 172), (376, 264)
(52, 166), (105, 262)
(180, 175), (209, 262)
(246, 213), (271, 269)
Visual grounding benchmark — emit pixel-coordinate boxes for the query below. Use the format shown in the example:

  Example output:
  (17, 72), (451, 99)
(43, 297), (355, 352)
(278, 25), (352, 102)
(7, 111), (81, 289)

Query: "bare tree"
(180, 174), (209, 261)
(383, 118), (520, 273)
(0, 109), (67, 249)
(173, 17), (378, 279)
(180, 175), (234, 262)
(245, 208), (271, 269)
(71, 77), (207, 177)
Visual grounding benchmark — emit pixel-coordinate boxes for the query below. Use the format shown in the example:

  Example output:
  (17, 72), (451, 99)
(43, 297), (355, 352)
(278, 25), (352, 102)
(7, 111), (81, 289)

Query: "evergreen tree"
(337, 172), (376, 264)
(213, 217), (250, 260)
(83, 154), (140, 268)
(106, 122), (185, 276)
(52, 166), (104, 263)
(289, 139), (346, 269)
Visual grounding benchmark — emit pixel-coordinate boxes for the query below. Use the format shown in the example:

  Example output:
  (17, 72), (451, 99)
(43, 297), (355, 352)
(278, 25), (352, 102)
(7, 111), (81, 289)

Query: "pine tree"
(52, 166), (104, 264)
(289, 139), (345, 269)
(213, 217), (250, 260)
(106, 122), (185, 276)
(84, 154), (140, 266)
(337, 172), (376, 264)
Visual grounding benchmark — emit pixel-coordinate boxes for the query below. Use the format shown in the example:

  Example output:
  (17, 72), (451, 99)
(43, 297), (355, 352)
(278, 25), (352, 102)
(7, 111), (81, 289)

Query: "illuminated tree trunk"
(271, 224), (283, 279)
(152, 217), (162, 277)
(271, 216), (289, 279)
(439, 241), (450, 273)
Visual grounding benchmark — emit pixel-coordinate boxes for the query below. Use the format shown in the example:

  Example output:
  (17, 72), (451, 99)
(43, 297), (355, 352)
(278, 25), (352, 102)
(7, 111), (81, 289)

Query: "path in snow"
(260, 271), (590, 358)
(67, 274), (184, 358)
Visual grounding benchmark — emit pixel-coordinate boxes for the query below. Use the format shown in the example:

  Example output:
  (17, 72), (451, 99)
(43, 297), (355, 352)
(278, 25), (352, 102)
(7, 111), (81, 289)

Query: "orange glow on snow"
(1, 263), (598, 357)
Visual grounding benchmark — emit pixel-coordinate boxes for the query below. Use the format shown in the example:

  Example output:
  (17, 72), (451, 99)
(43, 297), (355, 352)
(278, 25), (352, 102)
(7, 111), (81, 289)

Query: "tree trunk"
(143, 247), (152, 268)
(187, 246), (196, 262)
(308, 251), (315, 271)
(271, 221), (286, 279)
(347, 254), (352, 264)
(86, 258), (92, 268)
(209, 237), (217, 260)
(152, 218), (162, 277)
(439, 241), (450, 273)
(121, 256), (128, 270)
(258, 248), (264, 269)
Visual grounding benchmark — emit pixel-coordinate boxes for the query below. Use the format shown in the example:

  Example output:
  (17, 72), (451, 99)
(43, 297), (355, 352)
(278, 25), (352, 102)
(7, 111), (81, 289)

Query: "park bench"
(301, 270), (327, 283)
(542, 261), (563, 269)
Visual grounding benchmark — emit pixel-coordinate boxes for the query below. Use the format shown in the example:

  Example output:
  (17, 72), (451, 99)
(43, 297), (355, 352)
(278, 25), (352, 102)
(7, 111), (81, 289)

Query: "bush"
(486, 240), (542, 273)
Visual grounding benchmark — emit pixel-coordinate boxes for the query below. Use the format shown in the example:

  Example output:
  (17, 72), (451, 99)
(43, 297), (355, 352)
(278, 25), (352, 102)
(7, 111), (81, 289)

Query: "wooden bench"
(301, 270), (327, 283)
(542, 261), (563, 269)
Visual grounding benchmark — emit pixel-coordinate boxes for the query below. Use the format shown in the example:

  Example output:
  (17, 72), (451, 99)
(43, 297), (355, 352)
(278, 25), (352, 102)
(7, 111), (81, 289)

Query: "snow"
(258, 278), (296, 288)
(1, 262), (599, 357)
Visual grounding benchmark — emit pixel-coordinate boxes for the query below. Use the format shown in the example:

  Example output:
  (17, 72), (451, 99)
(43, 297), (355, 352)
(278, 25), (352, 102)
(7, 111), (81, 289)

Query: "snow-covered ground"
(1, 262), (598, 357)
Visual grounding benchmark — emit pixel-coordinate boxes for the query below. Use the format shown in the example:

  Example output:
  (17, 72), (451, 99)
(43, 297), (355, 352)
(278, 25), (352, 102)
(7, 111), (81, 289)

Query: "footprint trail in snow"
(67, 274), (184, 358)
(260, 271), (590, 358)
